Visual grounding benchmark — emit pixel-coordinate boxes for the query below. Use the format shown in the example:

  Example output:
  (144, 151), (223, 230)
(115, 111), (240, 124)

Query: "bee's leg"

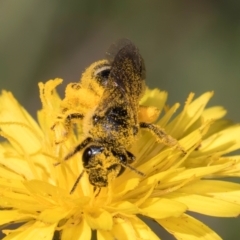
(53, 112), (84, 130)
(54, 137), (93, 167)
(51, 112), (84, 130)
(51, 113), (84, 144)
(65, 113), (84, 123)
(65, 137), (93, 161)
(126, 151), (135, 164)
(139, 122), (186, 155)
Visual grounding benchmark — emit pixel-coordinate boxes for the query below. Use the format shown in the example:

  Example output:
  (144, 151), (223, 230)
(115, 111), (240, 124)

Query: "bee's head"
(82, 145), (126, 187)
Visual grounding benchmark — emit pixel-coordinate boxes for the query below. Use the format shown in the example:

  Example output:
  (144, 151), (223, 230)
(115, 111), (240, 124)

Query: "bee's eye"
(110, 152), (127, 177)
(82, 146), (103, 168)
(118, 154), (127, 163)
(98, 69), (110, 79)
(94, 65), (111, 86)
(112, 150), (127, 164)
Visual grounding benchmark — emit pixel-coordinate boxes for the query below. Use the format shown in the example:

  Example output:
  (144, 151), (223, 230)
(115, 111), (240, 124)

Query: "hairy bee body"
(60, 60), (110, 119)
(54, 39), (185, 193)
(86, 41), (145, 148)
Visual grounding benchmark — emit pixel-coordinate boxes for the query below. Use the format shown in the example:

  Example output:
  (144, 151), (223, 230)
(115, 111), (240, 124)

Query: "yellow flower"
(0, 78), (240, 240)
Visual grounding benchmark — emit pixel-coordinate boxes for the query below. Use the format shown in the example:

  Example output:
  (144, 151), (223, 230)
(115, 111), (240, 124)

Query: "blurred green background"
(0, 1), (240, 239)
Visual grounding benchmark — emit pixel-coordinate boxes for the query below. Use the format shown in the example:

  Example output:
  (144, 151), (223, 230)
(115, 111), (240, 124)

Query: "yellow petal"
(140, 88), (168, 111)
(0, 177), (26, 194)
(85, 209), (113, 230)
(215, 156), (240, 176)
(113, 177), (140, 197)
(131, 217), (161, 240)
(111, 217), (136, 240)
(38, 79), (62, 111)
(3, 221), (56, 240)
(61, 219), (91, 240)
(180, 180), (240, 204)
(201, 125), (240, 154)
(168, 193), (240, 217)
(107, 201), (139, 215)
(140, 198), (187, 219)
(143, 164), (228, 191)
(97, 230), (114, 240)
(23, 180), (68, 201)
(160, 164), (232, 185)
(202, 106), (227, 120)
(38, 207), (71, 223)
(0, 152), (34, 179)
(0, 91), (43, 154)
(157, 103), (180, 128)
(0, 195), (41, 212)
(166, 92), (213, 135)
(38, 79), (63, 136)
(157, 214), (221, 240)
(0, 210), (31, 225)
(0, 163), (23, 180)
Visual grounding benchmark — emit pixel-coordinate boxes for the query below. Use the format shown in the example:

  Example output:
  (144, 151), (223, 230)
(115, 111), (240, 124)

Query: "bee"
(54, 39), (186, 194)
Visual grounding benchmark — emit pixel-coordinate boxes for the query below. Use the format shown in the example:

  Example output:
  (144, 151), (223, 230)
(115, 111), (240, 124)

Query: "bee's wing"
(106, 39), (139, 64)
(96, 39), (146, 122)
(106, 38), (146, 96)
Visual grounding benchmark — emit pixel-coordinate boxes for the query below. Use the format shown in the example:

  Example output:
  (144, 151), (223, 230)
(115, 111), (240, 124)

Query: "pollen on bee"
(138, 106), (160, 123)
(51, 39), (186, 194)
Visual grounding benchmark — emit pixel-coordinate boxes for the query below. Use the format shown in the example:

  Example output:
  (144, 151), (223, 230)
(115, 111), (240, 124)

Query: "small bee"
(54, 39), (186, 194)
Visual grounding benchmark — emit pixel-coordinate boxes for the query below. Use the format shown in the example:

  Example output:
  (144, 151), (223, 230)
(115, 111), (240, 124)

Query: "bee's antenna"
(93, 187), (101, 197)
(121, 163), (145, 177)
(70, 170), (85, 194)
